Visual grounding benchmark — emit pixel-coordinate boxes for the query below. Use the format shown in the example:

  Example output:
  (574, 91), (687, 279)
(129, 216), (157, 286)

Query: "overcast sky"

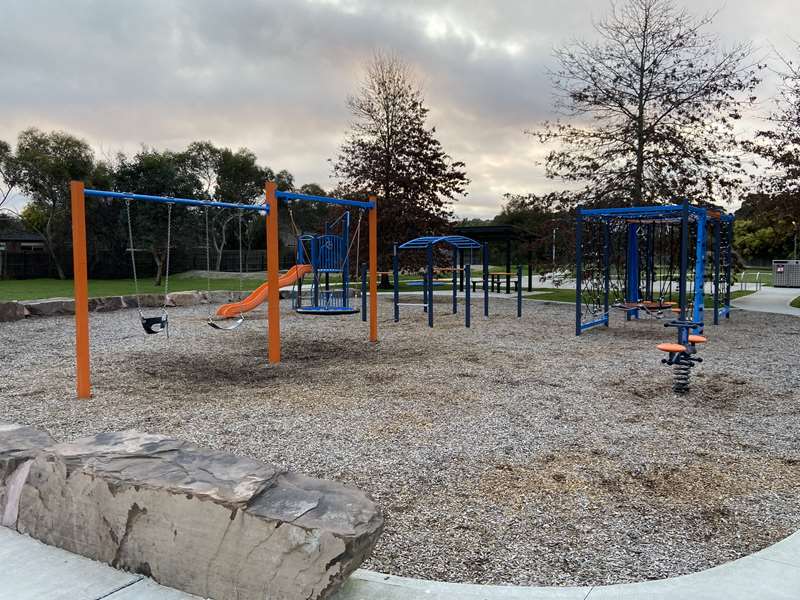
(1, 0), (797, 217)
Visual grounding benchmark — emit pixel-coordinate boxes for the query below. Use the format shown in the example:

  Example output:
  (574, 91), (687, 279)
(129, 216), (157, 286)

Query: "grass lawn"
(792, 295), (800, 309)
(0, 277), (261, 302)
(526, 288), (756, 308)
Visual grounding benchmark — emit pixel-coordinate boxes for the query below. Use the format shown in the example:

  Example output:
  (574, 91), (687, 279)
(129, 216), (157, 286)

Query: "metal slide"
(215, 264), (312, 317)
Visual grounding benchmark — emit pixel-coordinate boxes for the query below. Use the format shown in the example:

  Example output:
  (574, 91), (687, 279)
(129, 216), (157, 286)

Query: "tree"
(333, 52), (469, 266)
(0, 140), (21, 211)
(15, 128), (96, 279)
(114, 148), (202, 285)
(532, 0), (761, 207)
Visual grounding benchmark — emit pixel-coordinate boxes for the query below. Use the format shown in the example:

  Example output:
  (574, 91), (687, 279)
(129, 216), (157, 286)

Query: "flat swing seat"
(295, 306), (360, 316)
(657, 343), (686, 354)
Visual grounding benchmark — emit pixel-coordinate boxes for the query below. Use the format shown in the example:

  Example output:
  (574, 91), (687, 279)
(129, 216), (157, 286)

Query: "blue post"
(575, 209), (583, 336)
(311, 237), (319, 308)
(713, 219), (720, 325)
(693, 210), (707, 332)
(603, 221), (610, 326)
(342, 211), (350, 308)
(393, 243), (400, 323)
(482, 242), (489, 317)
(361, 262), (367, 322)
(452, 248), (458, 314)
(725, 219), (733, 319)
(626, 222), (640, 320)
(465, 263), (471, 328)
(427, 243), (434, 327)
(678, 200), (689, 344)
(516, 264), (522, 318)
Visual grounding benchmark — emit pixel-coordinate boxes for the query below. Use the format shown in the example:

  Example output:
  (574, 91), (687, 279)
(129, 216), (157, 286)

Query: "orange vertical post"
(265, 181), (281, 363)
(368, 195), (378, 342)
(71, 181), (91, 399)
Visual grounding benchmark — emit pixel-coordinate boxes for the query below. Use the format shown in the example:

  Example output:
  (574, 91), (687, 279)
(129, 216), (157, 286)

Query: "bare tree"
(532, 0), (761, 206)
(748, 44), (800, 197)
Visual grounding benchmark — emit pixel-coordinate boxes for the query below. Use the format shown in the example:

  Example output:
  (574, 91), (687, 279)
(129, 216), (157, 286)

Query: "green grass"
(526, 288), (756, 308)
(791, 296), (800, 309)
(0, 277), (261, 302)
(739, 268), (773, 287)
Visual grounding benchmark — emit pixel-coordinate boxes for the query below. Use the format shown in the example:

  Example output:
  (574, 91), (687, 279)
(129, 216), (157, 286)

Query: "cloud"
(0, 0), (797, 218)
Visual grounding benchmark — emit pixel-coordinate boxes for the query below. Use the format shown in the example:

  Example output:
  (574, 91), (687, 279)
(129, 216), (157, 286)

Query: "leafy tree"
(743, 44), (800, 257)
(333, 52), (469, 266)
(532, 0), (761, 207)
(0, 140), (21, 211)
(15, 128), (96, 279)
(492, 192), (575, 268)
(113, 148), (203, 285)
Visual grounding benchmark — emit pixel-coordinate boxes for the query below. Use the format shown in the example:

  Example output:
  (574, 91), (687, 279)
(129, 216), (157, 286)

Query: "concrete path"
(334, 530), (800, 600)
(3, 520), (799, 600)
(731, 286), (800, 316)
(0, 528), (201, 600)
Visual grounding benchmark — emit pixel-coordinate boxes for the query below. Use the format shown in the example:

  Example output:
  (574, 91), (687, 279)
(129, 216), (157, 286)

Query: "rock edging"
(0, 289), (293, 322)
(0, 423), (383, 600)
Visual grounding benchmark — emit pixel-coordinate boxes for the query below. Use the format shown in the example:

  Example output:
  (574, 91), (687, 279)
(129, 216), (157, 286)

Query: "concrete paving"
(731, 285), (800, 316)
(334, 531), (800, 600)
(3, 512), (799, 600)
(0, 528), (201, 600)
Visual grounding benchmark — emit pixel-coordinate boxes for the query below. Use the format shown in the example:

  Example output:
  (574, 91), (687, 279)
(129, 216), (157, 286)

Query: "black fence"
(0, 252), (54, 279)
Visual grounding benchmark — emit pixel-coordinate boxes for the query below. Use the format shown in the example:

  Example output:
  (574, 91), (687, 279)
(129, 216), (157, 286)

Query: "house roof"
(0, 231), (45, 242)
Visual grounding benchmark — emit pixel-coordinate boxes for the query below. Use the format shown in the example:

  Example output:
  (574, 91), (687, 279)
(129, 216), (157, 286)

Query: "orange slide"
(215, 264), (312, 318)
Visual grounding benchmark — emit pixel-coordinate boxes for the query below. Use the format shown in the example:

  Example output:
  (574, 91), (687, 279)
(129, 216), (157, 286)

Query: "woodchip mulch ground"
(1, 296), (798, 586)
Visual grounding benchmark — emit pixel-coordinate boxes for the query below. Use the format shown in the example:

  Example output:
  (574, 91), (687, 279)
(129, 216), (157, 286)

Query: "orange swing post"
(265, 181), (281, 363)
(71, 180), (91, 399)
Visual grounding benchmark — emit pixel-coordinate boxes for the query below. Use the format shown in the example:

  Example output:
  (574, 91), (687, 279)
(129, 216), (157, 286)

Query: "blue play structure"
(391, 235), (523, 327)
(294, 210), (359, 315)
(575, 200), (735, 393)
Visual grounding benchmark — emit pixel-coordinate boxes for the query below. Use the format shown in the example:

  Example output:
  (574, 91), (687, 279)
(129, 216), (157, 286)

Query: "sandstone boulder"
(21, 297), (75, 317)
(91, 295), (127, 312)
(0, 425), (383, 600)
(0, 301), (26, 322)
(166, 291), (205, 307)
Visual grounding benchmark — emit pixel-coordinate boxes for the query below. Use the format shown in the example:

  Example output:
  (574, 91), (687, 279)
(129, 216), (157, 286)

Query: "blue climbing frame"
(575, 201), (734, 336)
(393, 235), (525, 328)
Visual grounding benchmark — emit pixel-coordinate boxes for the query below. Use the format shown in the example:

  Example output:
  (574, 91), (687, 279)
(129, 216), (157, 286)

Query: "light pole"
(793, 220), (798, 261)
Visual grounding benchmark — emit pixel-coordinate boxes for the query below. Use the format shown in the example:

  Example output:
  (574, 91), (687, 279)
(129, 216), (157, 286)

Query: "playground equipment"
(70, 181), (377, 399)
(574, 201), (734, 393)
(205, 206), (246, 331)
(124, 198), (172, 336)
(391, 236), (524, 327)
(293, 209), (361, 315)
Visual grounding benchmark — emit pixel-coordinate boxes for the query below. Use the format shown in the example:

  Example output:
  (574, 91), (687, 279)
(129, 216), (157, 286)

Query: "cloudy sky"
(1, 0), (797, 217)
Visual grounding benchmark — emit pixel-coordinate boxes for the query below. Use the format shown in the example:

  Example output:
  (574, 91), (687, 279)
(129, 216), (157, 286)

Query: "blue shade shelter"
(575, 201), (735, 340)
(394, 235), (496, 328)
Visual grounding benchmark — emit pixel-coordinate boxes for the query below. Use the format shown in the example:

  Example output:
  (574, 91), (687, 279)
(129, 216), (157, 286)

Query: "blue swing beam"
(575, 201), (734, 337)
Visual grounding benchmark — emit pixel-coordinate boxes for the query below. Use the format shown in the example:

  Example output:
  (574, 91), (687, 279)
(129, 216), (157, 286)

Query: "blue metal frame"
(575, 201), (732, 336)
(84, 188), (269, 213)
(277, 190), (373, 209)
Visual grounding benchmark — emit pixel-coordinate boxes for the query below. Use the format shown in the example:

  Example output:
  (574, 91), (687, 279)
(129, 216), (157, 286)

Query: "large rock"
(0, 425), (383, 600)
(22, 297), (75, 317)
(0, 301), (26, 322)
(166, 291), (206, 307)
(91, 295), (126, 312)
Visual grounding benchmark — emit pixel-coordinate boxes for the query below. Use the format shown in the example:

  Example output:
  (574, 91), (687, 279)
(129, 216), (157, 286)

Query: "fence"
(0, 251), (53, 279)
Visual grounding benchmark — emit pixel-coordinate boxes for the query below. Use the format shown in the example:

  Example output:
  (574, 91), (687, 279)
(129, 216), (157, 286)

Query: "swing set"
(70, 181), (378, 399)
